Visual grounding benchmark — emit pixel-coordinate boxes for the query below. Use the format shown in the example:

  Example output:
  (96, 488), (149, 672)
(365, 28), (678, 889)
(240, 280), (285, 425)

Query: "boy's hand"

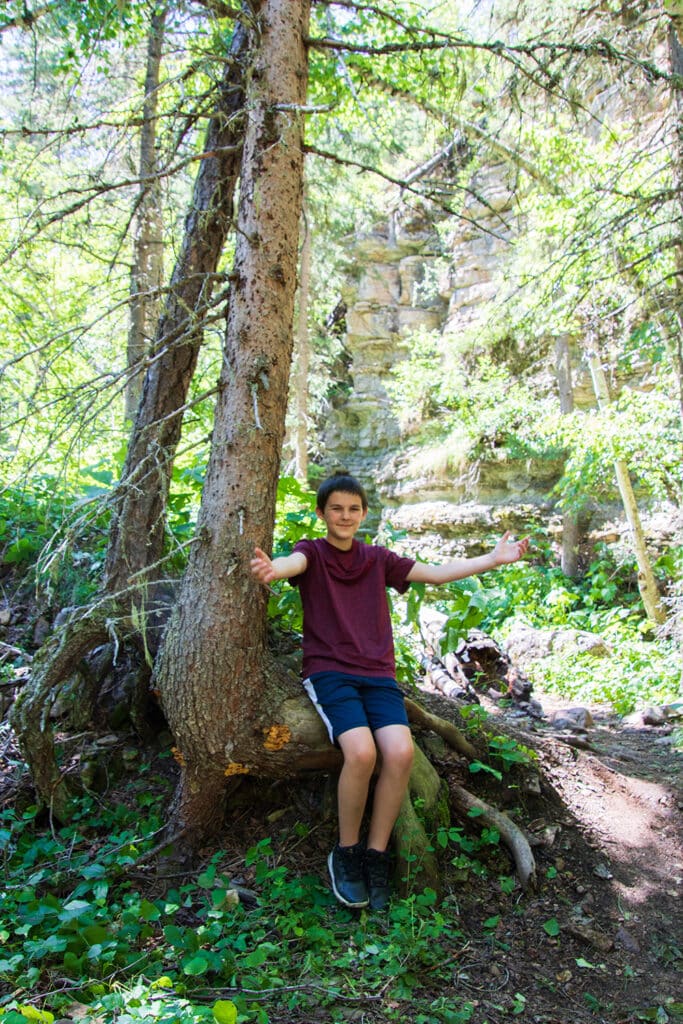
(251, 546), (278, 585)
(492, 531), (529, 566)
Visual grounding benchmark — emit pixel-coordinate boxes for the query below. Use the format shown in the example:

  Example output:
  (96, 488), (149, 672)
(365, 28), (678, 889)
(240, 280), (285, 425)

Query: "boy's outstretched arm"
(250, 546), (308, 586)
(406, 531), (529, 585)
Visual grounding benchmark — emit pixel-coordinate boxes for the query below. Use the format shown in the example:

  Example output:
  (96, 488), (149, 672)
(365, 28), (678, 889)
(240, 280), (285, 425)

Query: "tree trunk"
(103, 19), (249, 597)
(10, 610), (111, 820)
(553, 335), (580, 578)
(586, 346), (667, 625)
(154, 0), (311, 844)
(666, 14), (683, 687)
(11, 19), (250, 813)
(667, 16), (683, 427)
(125, 6), (166, 424)
(293, 196), (311, 481)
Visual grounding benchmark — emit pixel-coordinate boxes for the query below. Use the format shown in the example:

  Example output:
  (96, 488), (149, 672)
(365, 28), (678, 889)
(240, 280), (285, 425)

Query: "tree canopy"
(0, 2), (681, 1019)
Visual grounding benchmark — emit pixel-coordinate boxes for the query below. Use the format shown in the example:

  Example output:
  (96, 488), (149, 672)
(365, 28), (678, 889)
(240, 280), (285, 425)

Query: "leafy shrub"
(0, 789), (475, 1024)
(523, 632), (680, 715)
(0, 475), (110, 607)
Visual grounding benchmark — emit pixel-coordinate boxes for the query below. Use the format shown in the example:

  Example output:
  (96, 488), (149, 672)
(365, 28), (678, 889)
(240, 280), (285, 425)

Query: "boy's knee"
(385, 737), (414, 773)
(340, 733), (377, 775)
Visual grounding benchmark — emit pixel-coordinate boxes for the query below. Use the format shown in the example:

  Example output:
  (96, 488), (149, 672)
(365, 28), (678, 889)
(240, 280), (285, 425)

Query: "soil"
(443, 689), (683, 1024)
(2, 695), (681, 1024)
(225, 686), (683, 1024)
(2, 595), (681, 1023)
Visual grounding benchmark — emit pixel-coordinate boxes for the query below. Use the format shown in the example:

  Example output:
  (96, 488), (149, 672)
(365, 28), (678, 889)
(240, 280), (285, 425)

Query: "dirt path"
(454, 692), (683, 1024)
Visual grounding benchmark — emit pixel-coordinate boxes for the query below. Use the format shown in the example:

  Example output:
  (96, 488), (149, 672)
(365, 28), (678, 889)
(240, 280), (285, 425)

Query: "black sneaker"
(364, 847), (391, 910)
(328, 843), (369, 908)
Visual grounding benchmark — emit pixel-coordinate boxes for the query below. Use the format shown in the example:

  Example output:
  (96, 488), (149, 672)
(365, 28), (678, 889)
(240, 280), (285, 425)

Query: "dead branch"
(0, 642), (32, 663)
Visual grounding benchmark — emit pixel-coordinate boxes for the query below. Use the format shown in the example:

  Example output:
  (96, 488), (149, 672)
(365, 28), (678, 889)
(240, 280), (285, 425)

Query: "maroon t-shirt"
(290, 537), (415, 679)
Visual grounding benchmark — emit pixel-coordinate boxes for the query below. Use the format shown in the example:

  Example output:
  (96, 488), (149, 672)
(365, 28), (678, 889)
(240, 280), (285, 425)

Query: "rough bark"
(154, 0), (311, 844)
(666, 15), (683, 683)
(125, 6), (166, 423)
(586, 345), (667, 625)
(10, 610), (111, 820)
(394, 742), (447, 894)
(667, 16), (683, 426)
(104, 19), (249, 596)
(293, 196), (311, 480)
(12, 20), (250, 811)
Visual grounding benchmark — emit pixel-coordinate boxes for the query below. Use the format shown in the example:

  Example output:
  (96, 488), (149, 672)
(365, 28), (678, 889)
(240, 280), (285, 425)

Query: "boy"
(250, 472), (528, 910)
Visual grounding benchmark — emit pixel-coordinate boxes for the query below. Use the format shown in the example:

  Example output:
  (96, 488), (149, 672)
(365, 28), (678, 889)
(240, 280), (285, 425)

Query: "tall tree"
(125, 5), (167, 423)
(586, 333), (667, 626)
(103, 17), (248, 597)
(553, 335), (580, 578)
(10, 0), (680, 842)
(292, 195), (312, 481)
(11, 13), (249, 817)
(153, 0), (311, 842)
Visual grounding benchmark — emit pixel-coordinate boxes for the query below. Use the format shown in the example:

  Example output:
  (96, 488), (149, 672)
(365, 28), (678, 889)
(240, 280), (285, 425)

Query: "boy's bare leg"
(336, 726), (377, 846)
(367, 724), (414, 852)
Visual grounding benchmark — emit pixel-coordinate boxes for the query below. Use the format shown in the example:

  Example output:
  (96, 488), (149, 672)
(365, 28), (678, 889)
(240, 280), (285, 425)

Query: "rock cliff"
(321, 160), (564, 549)
(320, 157), (674, 560)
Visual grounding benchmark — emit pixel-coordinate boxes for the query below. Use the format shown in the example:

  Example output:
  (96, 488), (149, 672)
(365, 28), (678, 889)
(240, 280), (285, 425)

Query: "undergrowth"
(0, 781), (478, 1024)
(395, 538), (682, 717)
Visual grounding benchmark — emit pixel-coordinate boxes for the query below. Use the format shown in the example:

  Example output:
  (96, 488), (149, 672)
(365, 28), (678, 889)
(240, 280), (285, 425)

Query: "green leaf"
(25, 934), (68, 957)
(243, 942), (279, 967)
(468, 760), (503, 782)
(0, 954), (25, 973)
(163, 924), (191, 948)
(139, 898), (160, 921)
(58, 899), (93, 923)
(3, 537), (38, 564)
(81, 924), (109, 945)
(182, 954), (210, 976)
(543, 918), (560, 937)
(61, 951), (83, 976)
(151, 976), (174, 990)
(80, 863), (106, 879)
(18, 1006), (55, 1024)
(212, 1001), (237, 1024)
(198, 865), (216, 888)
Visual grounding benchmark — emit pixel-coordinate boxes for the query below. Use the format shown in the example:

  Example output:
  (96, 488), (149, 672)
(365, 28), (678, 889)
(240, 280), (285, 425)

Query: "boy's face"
(316, 490), (367, 550)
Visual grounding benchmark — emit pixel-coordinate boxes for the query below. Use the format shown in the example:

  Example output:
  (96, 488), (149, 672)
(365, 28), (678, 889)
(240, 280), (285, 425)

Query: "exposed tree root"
(11, 615), (536, 898)
(450, 782), (537, 890)
(10, 608), (112, 820)
(405, 694), (537, 890)
(394, 742), (449, 894)
(404, 696), (477, 759)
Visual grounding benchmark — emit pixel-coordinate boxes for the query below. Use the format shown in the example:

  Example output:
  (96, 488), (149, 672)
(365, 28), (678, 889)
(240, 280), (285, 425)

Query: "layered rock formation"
(321, 161), (566, 550)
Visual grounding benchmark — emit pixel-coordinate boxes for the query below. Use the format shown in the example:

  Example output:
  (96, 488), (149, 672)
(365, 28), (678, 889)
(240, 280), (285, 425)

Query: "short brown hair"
(316, 472), (368, 512)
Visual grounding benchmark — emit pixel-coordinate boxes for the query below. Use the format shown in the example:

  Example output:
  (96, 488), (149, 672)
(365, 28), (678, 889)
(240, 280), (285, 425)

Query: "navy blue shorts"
(303, 670), (409, 743)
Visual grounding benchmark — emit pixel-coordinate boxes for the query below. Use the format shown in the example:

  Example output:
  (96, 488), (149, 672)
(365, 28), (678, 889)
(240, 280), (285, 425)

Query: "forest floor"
(213, 684), (682, 1024)
(440, 687), (683, 1024)
(1, 634), (681, 1023)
